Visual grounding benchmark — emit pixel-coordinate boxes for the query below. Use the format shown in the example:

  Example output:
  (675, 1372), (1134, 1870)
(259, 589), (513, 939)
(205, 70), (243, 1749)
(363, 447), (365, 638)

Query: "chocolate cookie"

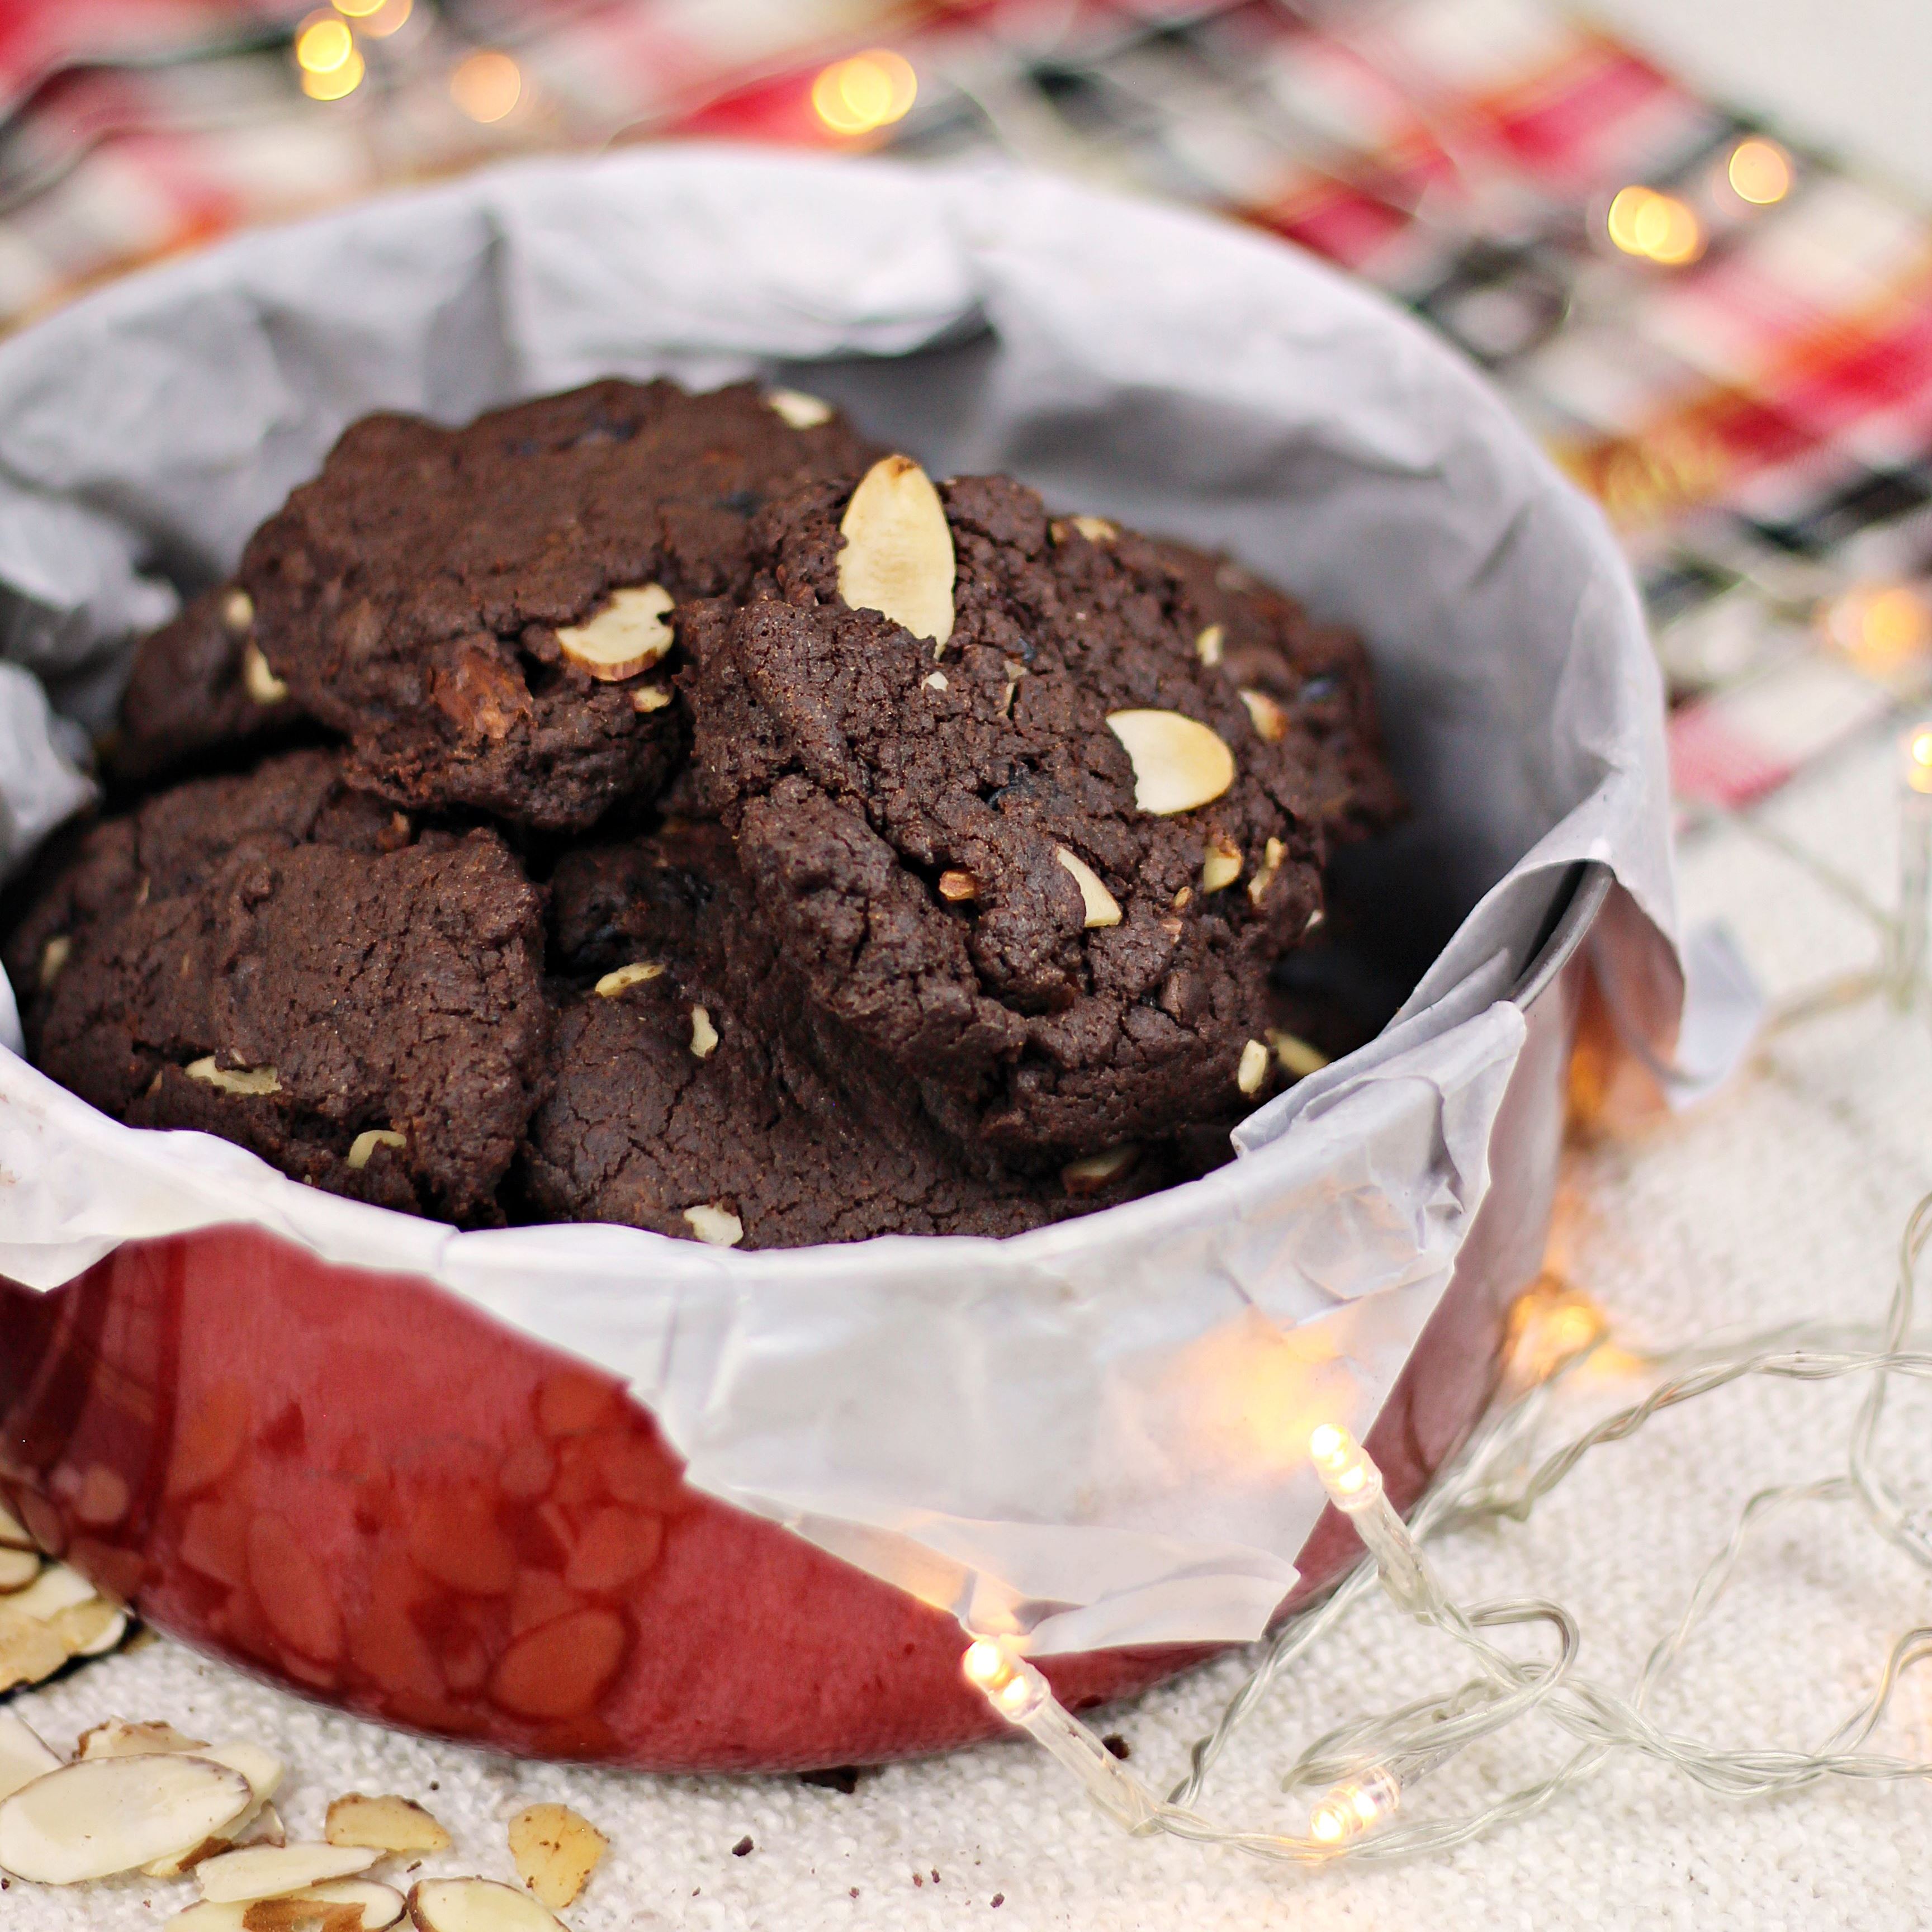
(524, 825), (1164, 1248)
(1147, 539), (1404, 845)
(108, 585), (301, 787)
(680, 466), (1328, 1162)
(13, 750), (549, 1225)
(238, 379), (878, 833)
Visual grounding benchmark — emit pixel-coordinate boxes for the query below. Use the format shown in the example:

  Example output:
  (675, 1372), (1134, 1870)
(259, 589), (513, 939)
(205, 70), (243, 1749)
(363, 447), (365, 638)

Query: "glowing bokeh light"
(812, 50), (917, 137)
(301, 47), (364, 100)
(1606, 185), (1704, 266)
(451, 50), (522, 124)
(296, 14), (354, 73)
(357, 0), (411, 37)
(1728, 137), (1793, 206)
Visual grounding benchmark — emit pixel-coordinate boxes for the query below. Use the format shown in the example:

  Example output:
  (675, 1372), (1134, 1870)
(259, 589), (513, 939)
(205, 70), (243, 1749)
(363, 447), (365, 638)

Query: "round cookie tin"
(0, 149), (1673, 1770)
(0, 863), (1605, 1769)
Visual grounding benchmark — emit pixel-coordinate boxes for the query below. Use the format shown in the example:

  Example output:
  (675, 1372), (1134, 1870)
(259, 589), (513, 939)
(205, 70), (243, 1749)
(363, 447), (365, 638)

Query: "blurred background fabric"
(4, 0), (1932, 829)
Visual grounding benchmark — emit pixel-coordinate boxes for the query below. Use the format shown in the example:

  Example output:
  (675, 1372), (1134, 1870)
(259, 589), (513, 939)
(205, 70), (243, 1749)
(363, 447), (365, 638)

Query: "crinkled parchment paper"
(0, 150), (1717, 1652)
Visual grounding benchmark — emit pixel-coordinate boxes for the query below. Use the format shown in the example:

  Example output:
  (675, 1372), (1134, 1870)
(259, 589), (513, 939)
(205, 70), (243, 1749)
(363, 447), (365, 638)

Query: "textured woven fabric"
(9, 723), (1930, 1929)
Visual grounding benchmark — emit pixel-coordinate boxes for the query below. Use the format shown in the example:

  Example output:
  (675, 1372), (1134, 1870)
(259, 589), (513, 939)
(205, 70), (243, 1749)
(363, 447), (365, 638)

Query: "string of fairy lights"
(958, 719), (1932, 1864)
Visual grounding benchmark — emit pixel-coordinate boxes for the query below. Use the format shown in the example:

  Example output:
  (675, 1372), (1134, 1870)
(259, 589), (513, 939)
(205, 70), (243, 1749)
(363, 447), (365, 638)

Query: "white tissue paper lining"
(0, 149), (1685, 1654)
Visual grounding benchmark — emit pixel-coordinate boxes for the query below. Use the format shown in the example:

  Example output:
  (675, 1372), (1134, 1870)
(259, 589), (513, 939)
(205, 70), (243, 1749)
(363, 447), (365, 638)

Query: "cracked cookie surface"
(239, 380), (878, 832)
(680, 473), (1336, 1162)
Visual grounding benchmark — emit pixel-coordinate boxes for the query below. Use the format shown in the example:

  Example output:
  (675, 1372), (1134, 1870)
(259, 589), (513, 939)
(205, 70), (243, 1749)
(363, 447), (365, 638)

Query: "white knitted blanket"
(7, 724), (1928, 1930)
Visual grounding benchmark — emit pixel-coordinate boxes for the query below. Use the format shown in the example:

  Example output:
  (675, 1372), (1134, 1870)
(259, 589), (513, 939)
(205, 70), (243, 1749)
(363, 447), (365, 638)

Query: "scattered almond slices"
(186, 1058), (282, 1098)
(0, 1558), (132, 1692)
(325, 1792), (451, 1855)
(765, 387), (833, 429)
(0, 1499), (32, 1549)
(1105, 710), (1235, 817)
(1238, 688), (1287, 743)
(683, 1204), (744, 1249)
(0, 1752), (254, 1883)
(145, 1744), (288, 1877)
(79, 1718), (209, 1760)
(836, 455), (955, 647)
(1237, 1038), (1271, 1097)
(408, 1876), (566, 1932)
(506, 1803), (607, 1911)
(1200, 832), (1243, 893)
(173, 1884), (404, 1932)
(243, 644), (290, 707)
(1054, 848), (1120, 930)
(1270, 1029), (1330, 1080)
(556, 584), (674, 682)
(593, 961), (665, 998)
(198, 1841), (379, 1903)
(1060, 1143), (1139, 1197)
(688, 1005), (719, 1060)
(1194, 623), (1224, 667)
(346, 1129), (406, 1172)
(0, 1712), (59, 1803)
(0, 1546), (39, 1590)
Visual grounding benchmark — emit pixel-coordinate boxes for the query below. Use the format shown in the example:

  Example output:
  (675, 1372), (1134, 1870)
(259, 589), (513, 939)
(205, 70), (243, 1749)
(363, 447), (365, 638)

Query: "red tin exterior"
(0, 891), (1593, 1773)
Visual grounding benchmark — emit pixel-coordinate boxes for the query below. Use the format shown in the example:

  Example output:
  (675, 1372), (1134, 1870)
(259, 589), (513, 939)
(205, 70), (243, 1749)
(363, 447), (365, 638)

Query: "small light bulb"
(963, 1639), (1011, 1689)
(1309, 1423), (1381, 1509)
(1308, 1767), (1401, 1846)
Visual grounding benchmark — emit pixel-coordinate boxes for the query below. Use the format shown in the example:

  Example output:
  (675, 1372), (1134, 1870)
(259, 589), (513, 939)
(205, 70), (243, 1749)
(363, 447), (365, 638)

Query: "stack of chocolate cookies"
(6, 380), (1400, 1249)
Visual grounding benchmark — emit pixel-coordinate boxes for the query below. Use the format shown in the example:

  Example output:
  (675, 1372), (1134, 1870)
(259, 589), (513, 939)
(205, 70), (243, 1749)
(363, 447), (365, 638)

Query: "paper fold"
(0, 150), (1680, 1652)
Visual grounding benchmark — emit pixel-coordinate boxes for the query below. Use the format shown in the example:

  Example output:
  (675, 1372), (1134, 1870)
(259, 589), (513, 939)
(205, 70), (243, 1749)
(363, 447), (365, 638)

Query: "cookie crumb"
(732, 1835), (754, 1857)
(992, 1893), (1005, 1907)
(1102, 1732), (1130, 1760)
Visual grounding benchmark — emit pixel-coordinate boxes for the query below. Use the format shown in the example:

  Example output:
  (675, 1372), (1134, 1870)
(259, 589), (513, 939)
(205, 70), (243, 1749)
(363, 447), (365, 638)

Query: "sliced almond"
(937, 869), (980, 903)
(595, 962), (665, 998)
(837, 455), (955, 647)
(0, 1500), (32, 1550)
(186, 1058), (282, 1098)
(79, 1718), (210, 1760)
(683, 1205), (743, 1249)
(59, 1600), (128, 1656)
(1061, 1144), (1139, 1197)
(1171, 886), (1192, 910)
(0, 1616), (68, 1693)
(0, 1547), (37, 1591)
(146, 1790), (286, 1881)
(1237, 1039), (1270, 1097)
(1055, 849), (1120, 930)
(556, 584), (675, 683)
(409, 1878), (565, 1932)
(173, 1901), (368, 1932)
(244, 644), (290, 707)
(0, 1753), (253, 1883)
(1248, 835), (1286, 906)
(1238, 688), (1287, 743)
(199, 1841), (380, 1903)
(1270, 1029), (1330, 1079)
(765, 387), (833, 429)
(293, 1881), (408, 1931)
(1201, 832), (1243, 893)
(1194, 623), (1224, 667)
(1106, 711), (1235, 816)
(630, 684), (673, 713)
(6, 1561), (98, 1622)
(209, 1744), (283, 1808)
(325, 1792), (451, 1855)
(346, 1130), (405, 1172)
(0, 1713), (59, 1803)
(507, 1802), (608, 1910)
(923, 670), (948, 692)
(221, 589), (256, 634)
(689, 1005), (718, 1059)
(1071, 515), (1116, 544)
(39, 934), (70, 987)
